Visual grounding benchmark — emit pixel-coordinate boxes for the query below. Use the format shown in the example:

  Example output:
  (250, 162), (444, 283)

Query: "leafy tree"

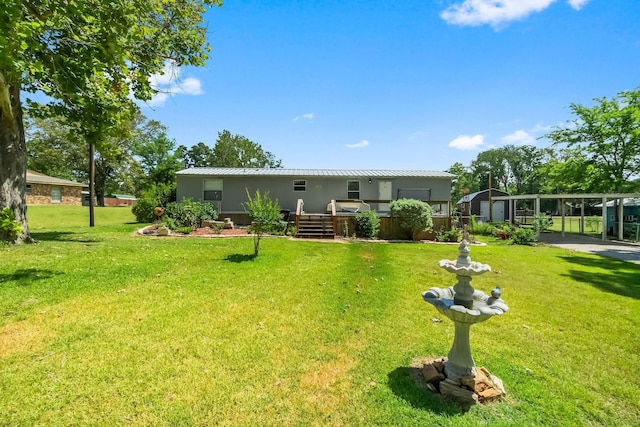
(389, 198), (434, 240)
(26, 111), (152, 205)
(243, 189), (281, 256)
(544, 89), (640, 193)
(471, 148), (510, 191)
(450, 145), (553, 202)
(447, 162), (480, 201)
(0, 0), (222, 243)
(480, 144), (554, 196)
(132, 122), (183, 192)
(537, 148), (598, 194)
(178, 142), (216, 168)
(26, 115), (85, 181)
(213, 130), (283, 168)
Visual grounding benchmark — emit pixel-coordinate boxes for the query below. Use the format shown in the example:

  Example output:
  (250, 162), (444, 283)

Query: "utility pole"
(89, 142), (95, 227)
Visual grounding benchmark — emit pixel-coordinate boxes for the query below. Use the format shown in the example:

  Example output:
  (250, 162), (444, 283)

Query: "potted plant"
(494, 223), (513, 240)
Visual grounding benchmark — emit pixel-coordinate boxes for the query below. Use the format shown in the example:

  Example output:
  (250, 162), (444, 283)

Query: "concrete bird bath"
(422, 233), (508, 380)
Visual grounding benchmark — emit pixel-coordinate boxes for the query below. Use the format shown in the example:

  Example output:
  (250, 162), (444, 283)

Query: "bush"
(175, 226), (193, 234)
(0, 208), (22, 242)
(131, 197), (156, 223)
(436, 226), (461, 242)
(132, 183), (176, 223)
(474, 222), (497, 236)
(510, 227), (536, 245)
(389, 199), (433, 240)
(355, 210), (380, 238)
(270, 220), (290, 236)
(164, 198), (217, 230)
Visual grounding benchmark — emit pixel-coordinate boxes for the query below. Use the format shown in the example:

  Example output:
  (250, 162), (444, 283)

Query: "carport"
(491, 193), (640, 242)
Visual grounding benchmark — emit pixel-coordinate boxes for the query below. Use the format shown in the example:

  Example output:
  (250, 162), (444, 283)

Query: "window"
(347, 180), (360, 199)
(26, 184), (31, 194)
(293, 180), (306, 192)
(51, 187), (61, 203)
(204, 179), (223, 201)
(430, 202), (450, 217)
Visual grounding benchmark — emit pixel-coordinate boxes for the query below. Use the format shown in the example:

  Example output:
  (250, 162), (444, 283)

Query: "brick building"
(26, 170), (86, 205)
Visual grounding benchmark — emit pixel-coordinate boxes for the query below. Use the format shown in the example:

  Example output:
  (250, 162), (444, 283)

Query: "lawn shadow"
(387, 366), (468, 415)
(559, 255), (640, 299)
(30, 231), (99, 243)
(225, 253), (257, 263)
(0, 268), (62, 287)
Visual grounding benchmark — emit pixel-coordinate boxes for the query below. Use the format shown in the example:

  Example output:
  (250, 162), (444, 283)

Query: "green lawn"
(1, 205), (639, 426)
(548, 215), (604, 237)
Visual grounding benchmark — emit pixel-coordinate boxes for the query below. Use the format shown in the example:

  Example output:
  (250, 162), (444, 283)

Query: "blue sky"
(142, 0), (640, 172)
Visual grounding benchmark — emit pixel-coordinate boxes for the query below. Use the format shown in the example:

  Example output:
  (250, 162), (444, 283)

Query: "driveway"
(537, 232), (640, 265)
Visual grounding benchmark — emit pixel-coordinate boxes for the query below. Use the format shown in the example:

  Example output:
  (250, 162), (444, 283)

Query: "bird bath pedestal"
(422, 238), (508, 380)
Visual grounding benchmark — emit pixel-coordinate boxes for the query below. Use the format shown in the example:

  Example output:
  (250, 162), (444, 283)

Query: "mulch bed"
(139, 224), (253, 237)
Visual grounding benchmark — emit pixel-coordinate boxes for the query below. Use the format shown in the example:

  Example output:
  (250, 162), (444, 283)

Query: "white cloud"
(179, 78), (203, 95)
(345, 140), (370, 149)
(440, 0), (590, 28)
(529, 123), (553, 133)
(568, 0), (590, 10)
(147, 61), (204, 107)
(293, 113), (315, 121)
(149, 62), (179, 87)
(448, 134), (485, 150)
(501, 129), (535, 145)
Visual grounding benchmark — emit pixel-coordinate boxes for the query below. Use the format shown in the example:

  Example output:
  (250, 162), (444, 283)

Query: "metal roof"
(176, 168), (455, 178)
(456, 188), (510, 204)
(26, 170), (85, 187)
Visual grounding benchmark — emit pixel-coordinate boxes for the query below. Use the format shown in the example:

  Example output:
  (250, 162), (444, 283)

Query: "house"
(597, 198), (640, 236)
(104, 194), (137, 207)
(176, 168), (455, 237)
(26, 170), (86, 205)
(456, 188), (510, 223)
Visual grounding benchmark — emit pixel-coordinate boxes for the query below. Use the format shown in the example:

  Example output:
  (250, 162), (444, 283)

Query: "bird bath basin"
(422, 236), (508, 380)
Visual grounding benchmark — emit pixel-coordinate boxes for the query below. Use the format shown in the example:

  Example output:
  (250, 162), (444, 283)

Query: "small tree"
(532, 213), (552, 234)
(243, 189), (281, 256)
(390, 198), (434, 240)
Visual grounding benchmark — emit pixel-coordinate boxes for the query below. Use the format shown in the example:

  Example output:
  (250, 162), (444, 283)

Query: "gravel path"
(537, 232), (640, 265)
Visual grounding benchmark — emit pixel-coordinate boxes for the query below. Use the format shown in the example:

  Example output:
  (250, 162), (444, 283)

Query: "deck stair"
(296, 214), (335, 239)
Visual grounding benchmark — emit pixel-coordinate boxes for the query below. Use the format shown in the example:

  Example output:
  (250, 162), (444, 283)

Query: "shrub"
(355, 210), (380, 238)
(164, 198), (217, 230)
(176, 226), (193, 234)
(270, 220), (289, 236)
(389, 198), (433, 240)
(0, 208), (22, 242)
(470, 215), (496, 236)
(510, 227), (536, 245)
(435, 226), (462, 242)
(132, 183), (176, 223)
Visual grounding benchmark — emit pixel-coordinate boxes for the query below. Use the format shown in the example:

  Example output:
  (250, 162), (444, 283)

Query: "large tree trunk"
(0, 77), (32, 243)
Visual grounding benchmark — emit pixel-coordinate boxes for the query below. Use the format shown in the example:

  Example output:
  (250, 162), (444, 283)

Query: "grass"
(1, 205), (639, 426)
(548, 215), (604, 237)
